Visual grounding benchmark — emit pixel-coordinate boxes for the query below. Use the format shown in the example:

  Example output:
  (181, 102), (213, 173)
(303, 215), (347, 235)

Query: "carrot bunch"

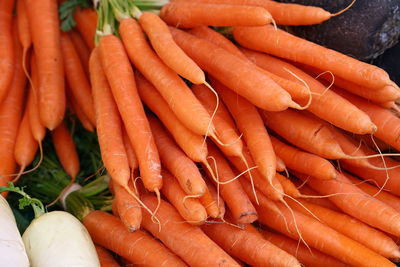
(7, 0), (400, 266)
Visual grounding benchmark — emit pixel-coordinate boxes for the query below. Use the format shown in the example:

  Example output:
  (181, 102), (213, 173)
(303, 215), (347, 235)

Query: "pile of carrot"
(3, 0), (400, 266)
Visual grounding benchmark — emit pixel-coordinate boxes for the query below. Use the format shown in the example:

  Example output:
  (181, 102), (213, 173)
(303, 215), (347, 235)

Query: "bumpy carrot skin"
(171, 0), (332, 25)
(0, 0), (15, 106)
(51, 121), (80, 179)
(83, 210), (187, 266)
(140, 194), (241, 267)
(139, 12), (205, 84)
(0, 21), (26, 196)
(69, 29), (90, 78)
(98, 35), (162, 192)
(160, 2), (273, 28)
(113, 182), (141, 232)
(119, 18), (215, 137)
(170, 27), (296, 111)
(26, 0), (66, 130)
(17, 0), (31, 55)
(234, 25), (392, 90)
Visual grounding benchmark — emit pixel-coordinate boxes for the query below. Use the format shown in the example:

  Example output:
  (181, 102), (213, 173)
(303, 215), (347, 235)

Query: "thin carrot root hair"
(201, 81), (219, 149)
(331, 0), (357, 17)
(313, 70), (335, 96)
(369, 134), (390, 197)
(22, 48), (33, 92)
(47, 176), (77, 208)
(182, 193), (204, 211)
(11, 142), (44, 182)
(283, 67), (312, 110)
(83, 164), (105, 182)
(240, 154), (259, 205)
(283, 168), (290, 178)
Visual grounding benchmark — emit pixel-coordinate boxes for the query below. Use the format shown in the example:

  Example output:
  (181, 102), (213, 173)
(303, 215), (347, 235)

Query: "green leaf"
(59, 0), (92, 32)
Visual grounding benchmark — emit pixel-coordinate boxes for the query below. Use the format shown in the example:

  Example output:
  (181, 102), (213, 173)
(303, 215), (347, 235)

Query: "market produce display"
(2, 0), (400, 266)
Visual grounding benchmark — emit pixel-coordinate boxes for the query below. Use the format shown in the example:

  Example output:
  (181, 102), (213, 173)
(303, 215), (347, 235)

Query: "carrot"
(241, 47), (377, 135)
(261, 108), (347, 159)
(122, 127), (138, 172)
(113, 181), (141, 232)
(203, 177), (226, 218)
(51, 120), (80, 180)
(260, 230), (349, 267)
(292, 181), (340, 211)
(199, 185), (221, 219)
(334, 86), (400, 152)
(0, 0), (15, 105)
(201, 219), (301, 267)
(69, 29), (90, 78)
(188, 26), (310, 100)
(66, 86), (95, 133)
(138, 12), (205, 85)
(204, 142), (258, 224)
(119, 18), (216, 137)
(73, 8), (97, 50)
(89, 48), (131, 191)
(14, 106), (39, 179)
(83, 210), (187, 266)
(160, 2), (273, 28)
(26, 0), (65, 130)
(270, 136), (336, 180)
(147, 115), (207, 196)
(94, 245), (120, 267)
(297, 171), (400, 237)
(27, 54), (46, 144)
(256, 200), (396, 267)
(98, 34), (162, 193)
(212, 78), (278, 191)
(140, 194), (240, 267)
(60, 32), (96, 126)
(287, 198), (400, 259)
(171, 0), (333, 25)
(135, 71), (207, 163)
(299, 63), (400, 103)
(169, 27), (299, 111)
(160, 169), (208, 225)
(234, 25), (394, 90)
(275, 174), (301, 198)
(17, 0), (31, 79)
(0, 20), (27, 195)
(346, 175), (400, 214)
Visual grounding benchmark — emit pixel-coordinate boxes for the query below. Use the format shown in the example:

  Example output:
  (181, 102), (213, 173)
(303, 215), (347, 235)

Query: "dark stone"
(373, 41), (400, 85)
(278, 0), (400, 61)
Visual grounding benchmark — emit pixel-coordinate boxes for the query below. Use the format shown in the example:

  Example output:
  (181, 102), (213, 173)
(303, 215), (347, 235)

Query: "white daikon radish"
(0, 195), (30, 267)
(22, 211), (100, 267)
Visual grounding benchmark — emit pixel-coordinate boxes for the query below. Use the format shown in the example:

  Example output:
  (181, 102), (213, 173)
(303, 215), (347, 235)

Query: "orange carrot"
(98, 34), (161, 192)
(119, 18), (215, 137)
(204, 142), (258, 225)
(14, 106), (39, 175)
(66, 86), (95, 133)
(60, 32), (96, 126)
(203, 176), (226, 218)
(94, 245), (120, 267)
(297, 171), (400, 237)
(256, 200), (395, 267)
(261, 230), (349, 267)
(135, 71), (207, 163)
(287, 198), (400, 259)
(147, 115), (207, 196)
(270, 135), (336, 180)
(26, 0), (65, 130)
(113, 181), (141, 232)
(0, 20), (26, 194)
(139, 12), (205, 84)
(261, 108), (347, 159)
(201, 220), (301, 267)
(69, 29), (90, 78)
(0, 0), (15, 105)
(90, 47), (135, 196)
(241, 47), (377, 135)
(234, 25), (393, 90)
(17, 0), (31, 75)
(293, 181), (340, 211)
(83, 210), (187, 266)
(161, 169), (208, 225)
(121, 127), (138, 172)
(172, 0), (333, 25)
(73, 8), (97, 50)
(51, 120), (80, 179)
(140, 194), (240, 267)
(160, 2), (273, 28)
(170, 27), (298, 111)
(275, 174), (301, 198)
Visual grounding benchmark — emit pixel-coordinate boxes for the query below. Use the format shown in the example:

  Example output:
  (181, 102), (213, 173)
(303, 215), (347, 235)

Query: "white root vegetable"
(22, 211), (100, 267)
(0, 195), (30, 267)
